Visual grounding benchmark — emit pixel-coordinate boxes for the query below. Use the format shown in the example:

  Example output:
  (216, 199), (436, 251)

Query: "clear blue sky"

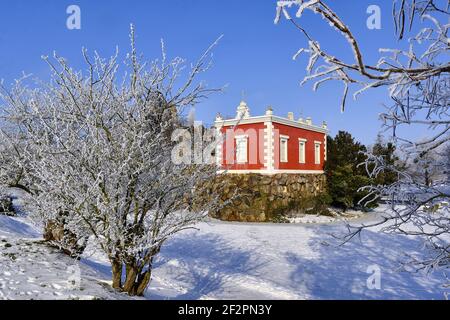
(0, 0), (415, 145)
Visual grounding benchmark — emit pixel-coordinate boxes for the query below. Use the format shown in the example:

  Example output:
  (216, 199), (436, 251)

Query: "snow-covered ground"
(0, 215), (132, 300)
(0, 192), (131, 300)
(0, 193), (448, 300)
(144, 216), (448, 300)
(287, 209), (364, 224)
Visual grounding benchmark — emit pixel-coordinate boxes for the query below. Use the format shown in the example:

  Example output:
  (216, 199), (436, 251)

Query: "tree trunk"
(425, 169), (430, 186)
(135, 270), (152, 296)
(121, 264), (152, 296)
(122, 265), (139, 295)
(111, 258), (123, 290)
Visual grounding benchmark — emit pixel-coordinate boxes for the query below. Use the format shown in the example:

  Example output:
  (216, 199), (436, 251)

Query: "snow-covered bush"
(0, 132), (30, 193)
(0, 26), (222, 296)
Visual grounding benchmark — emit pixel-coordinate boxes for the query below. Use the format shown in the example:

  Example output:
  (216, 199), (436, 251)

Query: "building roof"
(215, 101), (328, 134)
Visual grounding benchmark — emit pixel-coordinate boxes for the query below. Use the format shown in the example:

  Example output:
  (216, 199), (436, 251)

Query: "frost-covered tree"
(444, 144), (450, 182)
(0, 130), (30, 193)
(371, 135), (402, 187)
(405, 148), (442, 186)
(0, 26), (222, 296)
(275, 1), (449, 273)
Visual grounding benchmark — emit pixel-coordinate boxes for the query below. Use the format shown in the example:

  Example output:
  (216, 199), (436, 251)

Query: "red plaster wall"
(273, 122), (325, 171)
(220, 123), (266, 170)
(219, 121), (326, 171)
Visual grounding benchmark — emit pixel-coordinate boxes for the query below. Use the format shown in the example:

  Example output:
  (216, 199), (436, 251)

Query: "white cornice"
(218, 169), (325, 175)
(215, 115), (328, 134)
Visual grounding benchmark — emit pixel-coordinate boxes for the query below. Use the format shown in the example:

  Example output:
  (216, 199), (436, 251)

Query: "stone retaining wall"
(208, 173), (327, 222)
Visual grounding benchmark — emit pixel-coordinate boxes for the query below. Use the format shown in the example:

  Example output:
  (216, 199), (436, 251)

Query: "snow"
(287, 209), (365, 224)
(0, 190), (133, 300)
(288, 215), (336, 224)
(0, 216), (134, 300)
(0, 216), (40, 239)
(144, 216), (448, 300)
(0, 196), (448, 300)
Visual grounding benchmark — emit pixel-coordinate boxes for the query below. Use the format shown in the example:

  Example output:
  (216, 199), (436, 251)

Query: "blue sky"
(0, 0), (417, 145)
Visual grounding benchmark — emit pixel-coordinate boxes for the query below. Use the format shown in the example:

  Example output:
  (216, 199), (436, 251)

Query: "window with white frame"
(280, 135), (289, 163)
(235, 135), (248, 163)
(299, 139), (307, 164)
(314, 141), (321, 165)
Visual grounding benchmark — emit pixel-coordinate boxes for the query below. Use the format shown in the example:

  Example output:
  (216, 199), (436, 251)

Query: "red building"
(215, 101), (328, 174)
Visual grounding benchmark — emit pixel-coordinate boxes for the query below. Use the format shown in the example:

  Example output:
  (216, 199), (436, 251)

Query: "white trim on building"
(215, 124), (223, 166)
(215, 115), (328, 134)
(263, 121), (275, 171)
(219, 169), (325, 175)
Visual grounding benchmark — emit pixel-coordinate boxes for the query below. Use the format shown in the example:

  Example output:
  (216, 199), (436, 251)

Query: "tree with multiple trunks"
(0, 26), (222, 296)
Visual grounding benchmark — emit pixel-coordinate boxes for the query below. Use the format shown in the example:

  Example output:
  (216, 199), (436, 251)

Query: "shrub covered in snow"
(0, 26), (223, 296)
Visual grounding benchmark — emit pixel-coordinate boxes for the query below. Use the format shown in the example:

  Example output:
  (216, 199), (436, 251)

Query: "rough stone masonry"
(206, 173), (327, 222)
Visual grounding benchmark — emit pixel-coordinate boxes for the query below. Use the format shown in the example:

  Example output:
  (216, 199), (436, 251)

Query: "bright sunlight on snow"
(1, 191), (447, 300)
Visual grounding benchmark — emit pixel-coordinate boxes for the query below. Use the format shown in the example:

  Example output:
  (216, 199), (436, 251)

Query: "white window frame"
(235, 135), (248, 164)
(314, 141), (322, 165)
(280, 135), (289, 163)
(299, 138), (307, 164)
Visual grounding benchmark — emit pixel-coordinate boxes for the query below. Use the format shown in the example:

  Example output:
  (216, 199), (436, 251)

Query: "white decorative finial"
(236, 100), (250, 119)
(322, 121), (328, 129)
(215, 113), (223, 122)
(287, 112), (294, 121)
(306, 117), (312, 125)
(265, 106), (273, 116)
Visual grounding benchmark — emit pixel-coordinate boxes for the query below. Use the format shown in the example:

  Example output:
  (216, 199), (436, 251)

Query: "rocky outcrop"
(206, 173), (327, 222)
